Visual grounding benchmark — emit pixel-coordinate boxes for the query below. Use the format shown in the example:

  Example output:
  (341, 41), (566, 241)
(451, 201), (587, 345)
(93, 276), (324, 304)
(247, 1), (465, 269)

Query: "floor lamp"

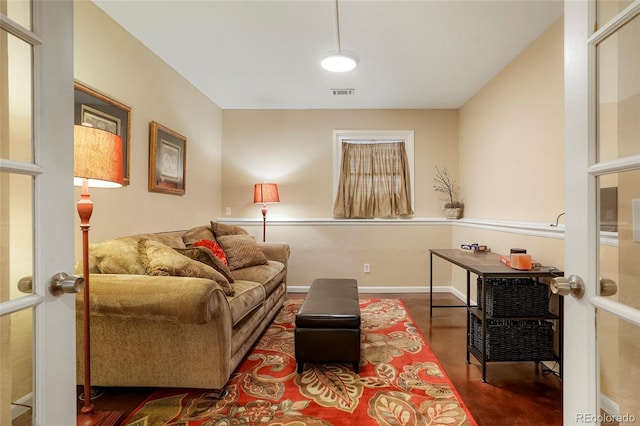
(253, 183), (280, 242)
(74, 125), (125, 426)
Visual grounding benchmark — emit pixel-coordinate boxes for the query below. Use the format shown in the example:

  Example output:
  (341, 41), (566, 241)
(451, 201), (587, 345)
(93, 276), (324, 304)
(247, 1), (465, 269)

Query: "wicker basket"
(470, 316), (555, 361)
(477, 277), (549, 317)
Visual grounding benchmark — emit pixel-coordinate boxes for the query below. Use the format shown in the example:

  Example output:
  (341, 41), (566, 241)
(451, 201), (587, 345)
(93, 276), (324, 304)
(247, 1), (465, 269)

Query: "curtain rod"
(342, 139), (405, 144)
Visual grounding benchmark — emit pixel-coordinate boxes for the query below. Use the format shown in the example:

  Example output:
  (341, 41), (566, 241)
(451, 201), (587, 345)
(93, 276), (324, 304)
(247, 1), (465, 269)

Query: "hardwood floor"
(398, 293), (562, 426)
(77, 292), (562, 425)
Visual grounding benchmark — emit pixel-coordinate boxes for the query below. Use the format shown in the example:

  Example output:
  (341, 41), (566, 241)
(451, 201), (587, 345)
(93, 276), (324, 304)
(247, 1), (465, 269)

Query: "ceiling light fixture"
(321, 0), (358, 72)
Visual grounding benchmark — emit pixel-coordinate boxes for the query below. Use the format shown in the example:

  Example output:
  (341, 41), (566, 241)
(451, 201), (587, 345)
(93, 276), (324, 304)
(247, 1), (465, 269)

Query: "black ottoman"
(294, 278), (361, 373)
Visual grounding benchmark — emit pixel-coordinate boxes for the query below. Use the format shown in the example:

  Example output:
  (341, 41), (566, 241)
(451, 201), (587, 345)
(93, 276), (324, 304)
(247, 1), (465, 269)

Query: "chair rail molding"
(217, 217), (618, 246)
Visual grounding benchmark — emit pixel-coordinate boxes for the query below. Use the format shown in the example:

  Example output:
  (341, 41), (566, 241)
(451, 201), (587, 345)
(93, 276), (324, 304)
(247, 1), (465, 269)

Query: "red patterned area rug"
(123, 298), (477, 426)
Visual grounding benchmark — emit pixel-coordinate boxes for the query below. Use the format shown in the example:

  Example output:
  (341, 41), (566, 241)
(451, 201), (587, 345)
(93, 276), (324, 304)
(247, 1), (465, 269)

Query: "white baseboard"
(289, 285), (439, 294)
(288, 285), (469, 304)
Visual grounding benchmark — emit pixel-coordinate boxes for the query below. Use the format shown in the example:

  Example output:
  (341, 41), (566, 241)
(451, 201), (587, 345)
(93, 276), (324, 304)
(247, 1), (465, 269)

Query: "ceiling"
(93, 0), (563, 110)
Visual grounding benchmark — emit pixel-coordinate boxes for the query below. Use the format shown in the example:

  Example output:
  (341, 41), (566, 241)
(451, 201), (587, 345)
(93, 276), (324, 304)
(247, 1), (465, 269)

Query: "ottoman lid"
(296, 298), (361, 328)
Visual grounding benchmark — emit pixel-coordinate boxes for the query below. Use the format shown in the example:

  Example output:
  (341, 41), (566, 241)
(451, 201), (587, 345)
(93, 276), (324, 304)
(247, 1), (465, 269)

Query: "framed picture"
(148, 121), (186, 196)
(74, 82), (131, 185)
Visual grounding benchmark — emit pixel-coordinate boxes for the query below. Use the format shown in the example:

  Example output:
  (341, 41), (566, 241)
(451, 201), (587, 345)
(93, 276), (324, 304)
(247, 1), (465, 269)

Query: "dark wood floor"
(78, 293), (563, 425)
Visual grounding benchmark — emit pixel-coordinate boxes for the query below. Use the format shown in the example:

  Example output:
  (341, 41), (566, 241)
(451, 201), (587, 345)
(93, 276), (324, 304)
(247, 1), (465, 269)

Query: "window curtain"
(333, 141), (414, 218)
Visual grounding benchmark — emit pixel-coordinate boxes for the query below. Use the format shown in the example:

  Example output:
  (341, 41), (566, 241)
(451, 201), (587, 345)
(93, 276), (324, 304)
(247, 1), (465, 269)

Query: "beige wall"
(73, 1), (223, 252)
(246, 223), (454, 289)
(221, 109), (459, 287)
(71, 6), (567, 292)
(459, 18), (565, 223)
(219, 20), (567, 289)
(222, 109), (459, 219)
(451, 18), (565, 292)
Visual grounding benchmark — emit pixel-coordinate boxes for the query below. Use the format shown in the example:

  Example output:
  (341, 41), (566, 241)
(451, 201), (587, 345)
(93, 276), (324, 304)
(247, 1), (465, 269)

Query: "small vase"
(445, 207), (462, 219)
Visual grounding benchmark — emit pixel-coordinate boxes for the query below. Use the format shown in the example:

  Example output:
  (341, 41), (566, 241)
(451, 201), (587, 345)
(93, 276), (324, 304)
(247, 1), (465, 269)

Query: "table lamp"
(74, 125), (124, 426)
(253, 183), (279, 242)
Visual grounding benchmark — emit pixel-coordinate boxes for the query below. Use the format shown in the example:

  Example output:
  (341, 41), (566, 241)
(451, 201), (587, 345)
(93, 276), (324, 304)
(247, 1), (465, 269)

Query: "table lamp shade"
(74, 125), (124, 188)
(254, 183), (280, 204)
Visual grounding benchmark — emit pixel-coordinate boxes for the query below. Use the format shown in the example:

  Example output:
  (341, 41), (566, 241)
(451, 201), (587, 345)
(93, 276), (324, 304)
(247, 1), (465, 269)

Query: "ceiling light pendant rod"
(321, 0), (358, 72)
(334, 0), (342, 54)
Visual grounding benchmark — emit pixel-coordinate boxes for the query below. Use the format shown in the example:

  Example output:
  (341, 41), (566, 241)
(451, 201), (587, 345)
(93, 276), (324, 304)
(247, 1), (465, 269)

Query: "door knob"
(18, 276), (33, 293)
(550, 274), (585, 299)
(600, 278), (617, 297)
(49, 272), (84, 296)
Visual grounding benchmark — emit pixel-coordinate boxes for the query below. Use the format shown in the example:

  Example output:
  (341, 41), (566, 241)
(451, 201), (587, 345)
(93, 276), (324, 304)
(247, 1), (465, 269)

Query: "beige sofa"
(76, 222), (289, 395)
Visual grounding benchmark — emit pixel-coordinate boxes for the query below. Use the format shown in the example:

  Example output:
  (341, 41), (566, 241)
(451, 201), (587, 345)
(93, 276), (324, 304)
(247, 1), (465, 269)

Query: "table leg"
(466, 270), (470, 364)
(481, 275), (487, 383)
(559, 295), (564, 379)
(429, 252), (434, 318)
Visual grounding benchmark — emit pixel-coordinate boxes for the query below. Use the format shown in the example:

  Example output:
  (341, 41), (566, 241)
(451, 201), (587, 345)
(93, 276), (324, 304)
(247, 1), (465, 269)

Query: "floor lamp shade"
(254, 183), (279, 242)
(74, 125), (124, 188)
(253, 183), (280, 204)
(74, 125), (124, 425)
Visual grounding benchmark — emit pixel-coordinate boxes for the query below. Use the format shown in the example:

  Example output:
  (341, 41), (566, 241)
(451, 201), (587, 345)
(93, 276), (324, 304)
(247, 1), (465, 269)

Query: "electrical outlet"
(364, 263), (370, 273)
(225, 207), (231, 215)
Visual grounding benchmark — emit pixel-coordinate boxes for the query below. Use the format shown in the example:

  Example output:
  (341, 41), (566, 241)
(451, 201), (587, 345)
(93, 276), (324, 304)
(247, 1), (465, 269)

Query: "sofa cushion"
(216, 235), (268, 271)
(226, 280), (266, 326)
(175, 246), (234, 284)
(230, 261), (285, 297)
(138, 239), (234, 296)
(182, 226), (215, 246)
(210, 220), (249, 238)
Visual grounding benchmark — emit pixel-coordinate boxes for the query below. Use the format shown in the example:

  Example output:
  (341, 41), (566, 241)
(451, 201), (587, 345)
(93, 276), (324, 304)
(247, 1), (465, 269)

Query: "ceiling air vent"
(331, 88), (355, 96)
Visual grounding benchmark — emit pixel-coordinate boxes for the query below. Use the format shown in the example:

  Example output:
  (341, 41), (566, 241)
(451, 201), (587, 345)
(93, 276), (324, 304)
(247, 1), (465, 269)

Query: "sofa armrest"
(75, 274), (228, 325)
(257, 242), (290, 266)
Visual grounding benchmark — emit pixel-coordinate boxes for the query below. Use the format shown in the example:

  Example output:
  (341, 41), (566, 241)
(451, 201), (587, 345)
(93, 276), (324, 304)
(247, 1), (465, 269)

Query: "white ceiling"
(93, 0), (563, 110)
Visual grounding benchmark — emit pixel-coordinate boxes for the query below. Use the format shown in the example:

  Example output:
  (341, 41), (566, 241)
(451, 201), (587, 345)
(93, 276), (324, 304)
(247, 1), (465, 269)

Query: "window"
(333, 130), (414, 218)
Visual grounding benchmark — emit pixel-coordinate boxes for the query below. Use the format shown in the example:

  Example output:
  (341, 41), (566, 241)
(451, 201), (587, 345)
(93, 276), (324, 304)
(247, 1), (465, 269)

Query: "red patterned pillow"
(194, 239), (228, 266)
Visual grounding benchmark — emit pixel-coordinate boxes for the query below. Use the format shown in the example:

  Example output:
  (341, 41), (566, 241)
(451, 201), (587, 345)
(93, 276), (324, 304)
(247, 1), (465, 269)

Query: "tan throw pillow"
(175, 246), (235, 284)
(138, 239), (235, 296)
(134, 232), (186, 249)
(210, 221), (249, 239)
(216, 235), (268, 271)
(89, 237), (147, 275)
(182, 226), (215, 246)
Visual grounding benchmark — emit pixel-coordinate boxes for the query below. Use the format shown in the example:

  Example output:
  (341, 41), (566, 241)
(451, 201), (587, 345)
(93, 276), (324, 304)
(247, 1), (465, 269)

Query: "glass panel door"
(597, 170), (640, 422)
(1, 3), (37, 423)
(563, 0), (640, 424)
(593, 1), (640, 424)
(1, 0), (76, 424)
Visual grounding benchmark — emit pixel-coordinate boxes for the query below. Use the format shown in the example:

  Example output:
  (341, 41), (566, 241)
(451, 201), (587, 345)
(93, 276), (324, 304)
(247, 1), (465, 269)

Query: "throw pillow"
(89, 237), (147, 275)
(138, 239), (234, 296)
(216, 235), (268, 271)
(194, 239), (228, 265)
(182, 225), (215, 246)
(210, 220), (249, 238)
(175, 246), (234, 284)
(133, 232), (186, 249)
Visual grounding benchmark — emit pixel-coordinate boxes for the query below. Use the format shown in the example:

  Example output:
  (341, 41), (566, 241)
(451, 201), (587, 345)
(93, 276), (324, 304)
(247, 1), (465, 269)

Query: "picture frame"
(148, 121), (187, 196)
(74, 81), (131, 185)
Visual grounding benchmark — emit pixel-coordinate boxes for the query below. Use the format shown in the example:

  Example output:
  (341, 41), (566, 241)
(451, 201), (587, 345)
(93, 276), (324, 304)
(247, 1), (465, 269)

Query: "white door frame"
(564, 0), (640, 424)
(563, 0), (598, 421)
(0, 1), (76, 424)
(34, 1), (77, 424)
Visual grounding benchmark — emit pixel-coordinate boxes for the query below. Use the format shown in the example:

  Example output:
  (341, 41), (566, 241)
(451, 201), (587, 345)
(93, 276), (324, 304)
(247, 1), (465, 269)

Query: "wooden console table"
(429, 248), (564, 382)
